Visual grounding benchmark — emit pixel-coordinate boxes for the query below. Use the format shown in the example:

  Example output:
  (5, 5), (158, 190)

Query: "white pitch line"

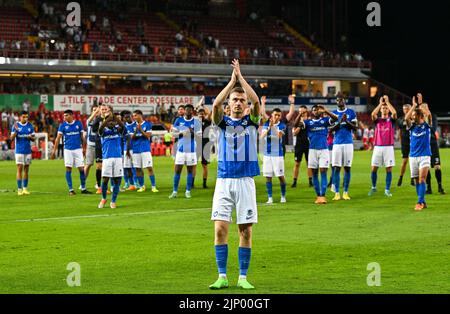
(12, 207), (211, 223)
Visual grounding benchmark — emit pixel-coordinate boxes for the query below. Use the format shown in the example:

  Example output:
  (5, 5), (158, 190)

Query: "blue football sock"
(320, 171), (328, 196)
(312, 172), (320, 196)
(238, 247), (252, 277)
(415, 181), (420, 196)
(137, 176), (144, 187)
(23, 179), (28, 188)
(386, 172), (392, 191)
(215, 244), (228, 276)
(343, 170), (351, 193)
(173, 173), (181, 193)
(123, 169), (129, 185)
(65, 171), (73, 191)
(112, 181), (120, 203)
(132, 168), (138, 186)
(149, 175), (156, 188)
(127, 169), (134, 185)
(186, 172), (193, 192)
(79, 170), (86, 190)
(280, 182), (286, 197)
(334, 169), (341, 193)
(17, 179), (22, 189)
(101, 181), (108, 200)
(419, 182), (426, 204)
(371, 171), (378, 189)
(266, 181), (273, 198)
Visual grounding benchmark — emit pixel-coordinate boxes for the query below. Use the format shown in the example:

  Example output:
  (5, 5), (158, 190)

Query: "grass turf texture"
(0, 150), (449, 294)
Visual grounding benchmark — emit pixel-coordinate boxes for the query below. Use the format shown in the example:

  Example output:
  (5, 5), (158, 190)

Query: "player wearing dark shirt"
(197, 101), (212, 189)
(292, 105), (313, 188)
(397, 104), (415, 187)
(422, 105), (445, 195)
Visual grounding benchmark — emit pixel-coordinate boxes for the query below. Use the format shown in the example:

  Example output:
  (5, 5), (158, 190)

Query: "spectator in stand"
(0, 39), (5, 49)
(175, 32), (184, 46)
(22, 99), (31, 112)
(89, 13), (97, 30)
(108, 43), (116, 53)
(2, 110), (9, 132)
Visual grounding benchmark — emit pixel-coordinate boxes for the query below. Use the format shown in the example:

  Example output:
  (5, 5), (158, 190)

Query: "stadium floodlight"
(34, 133), (49, 160)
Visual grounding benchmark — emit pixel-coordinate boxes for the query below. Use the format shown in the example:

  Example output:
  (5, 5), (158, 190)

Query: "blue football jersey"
(304, 117), (332, 150)
(130, 121), (152, 153)
(100, 124), (126, 159)
(409, 122), (431, 157)
(173, 117), (202, 153)
(216, 115), (260, 178)
(332, 108), (357, 145)
(58, 120), (84, 150)
(11, 122), (35, 154)
(124, 122), (135, 152)
(262, 121), (286, 157)
(86, 122), (97, 146)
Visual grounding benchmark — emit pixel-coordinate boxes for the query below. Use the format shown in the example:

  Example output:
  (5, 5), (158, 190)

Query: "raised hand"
(261, 95), (266, 106)
(412, 96), (417, 107)
(288, 95), (295, 105)
(417, 93), (423, 105)
(383, 95), (390, 103)
(231, 59), (242, 79)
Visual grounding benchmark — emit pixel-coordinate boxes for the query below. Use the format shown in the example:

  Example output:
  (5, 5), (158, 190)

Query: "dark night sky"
(348, 0), (450, 112)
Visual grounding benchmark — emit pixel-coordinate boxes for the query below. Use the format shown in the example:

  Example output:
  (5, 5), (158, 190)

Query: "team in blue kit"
(10, 111), (35, 195)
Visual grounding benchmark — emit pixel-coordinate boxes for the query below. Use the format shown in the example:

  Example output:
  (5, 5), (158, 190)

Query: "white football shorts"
(410, 156), (431, 178)
(15, 154), (32, 165)
(211, 177), (258, 225)
(132, 151), (153, 169)
(102, 158), (124, 178)
(175, 151), (197, 166)
(371, 146), (395, 168)
(308, 149), (330, 169)
(332, 144), (354, 167)
(64, 149), (84, 168)
(263, 156), (285, 177)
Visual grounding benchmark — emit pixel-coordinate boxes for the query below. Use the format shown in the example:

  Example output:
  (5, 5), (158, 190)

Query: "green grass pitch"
(0, 150), (449, 294)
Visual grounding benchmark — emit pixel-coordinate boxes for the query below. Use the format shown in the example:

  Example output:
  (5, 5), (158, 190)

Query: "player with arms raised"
(10, 111), (35, 195)
(368, 96), (397, 197)
(169, 104), (202, 199)
(405, 96), (432, 210)
(209, 59), (260, 290)
(261, 108), (287, 204)
(331, 96), (358, 201)
(97, 111), (126, 209)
